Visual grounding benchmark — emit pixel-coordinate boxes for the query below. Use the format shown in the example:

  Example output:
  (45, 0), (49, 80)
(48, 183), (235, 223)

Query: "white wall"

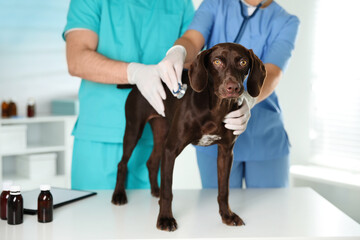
(0, 0), (79, 116)
(274, 0), (315, 165)
(276, 0), (360, 224)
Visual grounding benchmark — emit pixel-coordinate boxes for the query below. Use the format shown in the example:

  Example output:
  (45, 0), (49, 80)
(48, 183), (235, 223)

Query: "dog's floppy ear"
(188, 49), (212, 93)
(247, 49), (266, 97)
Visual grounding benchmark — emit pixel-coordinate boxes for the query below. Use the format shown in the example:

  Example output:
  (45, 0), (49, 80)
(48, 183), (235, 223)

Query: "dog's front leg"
(217, 143), (245, 226)
(156, 143), (178, 231)
(156, 133), (188, 232)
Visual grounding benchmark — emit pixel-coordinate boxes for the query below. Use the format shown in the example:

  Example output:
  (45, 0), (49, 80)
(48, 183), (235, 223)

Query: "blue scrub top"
(188, 0), (300, 161)
(63, 0), (194, 143)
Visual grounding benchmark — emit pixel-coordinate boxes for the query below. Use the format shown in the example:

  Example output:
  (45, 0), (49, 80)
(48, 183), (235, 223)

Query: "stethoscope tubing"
(233, 0), (266, 43)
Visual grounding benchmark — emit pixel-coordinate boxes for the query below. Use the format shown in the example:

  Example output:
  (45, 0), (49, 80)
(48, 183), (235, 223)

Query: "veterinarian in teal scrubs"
(63, 0), (194, 190)
(156, 0), (299, 188)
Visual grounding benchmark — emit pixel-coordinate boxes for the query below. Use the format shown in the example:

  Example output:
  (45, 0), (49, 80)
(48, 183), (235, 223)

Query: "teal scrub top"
(189, 0), (300, 161)
(63, 0), (195, 143)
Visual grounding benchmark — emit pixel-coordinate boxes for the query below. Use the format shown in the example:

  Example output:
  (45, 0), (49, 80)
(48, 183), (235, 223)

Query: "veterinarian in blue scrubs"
(63, 0), (194, 190)
(158, 0), (299, 188)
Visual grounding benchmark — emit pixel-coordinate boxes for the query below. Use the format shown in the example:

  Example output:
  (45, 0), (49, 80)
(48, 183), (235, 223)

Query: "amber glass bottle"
(38, 185), (53, 223)
(1, 100), (9, 118)
(27, 98), (36, 118)
(7, 186), (23, 225)
(0, 182), (12, 220)
(8, 100), (17, 117)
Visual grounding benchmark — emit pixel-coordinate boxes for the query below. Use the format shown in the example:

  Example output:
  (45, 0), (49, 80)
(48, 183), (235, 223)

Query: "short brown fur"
(112, 43), (266, 231)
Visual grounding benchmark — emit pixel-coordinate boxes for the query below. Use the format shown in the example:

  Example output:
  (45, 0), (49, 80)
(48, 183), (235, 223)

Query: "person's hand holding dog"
(127, 63), (167, 117)
(223, 91), (257, 135)
(157, 45), (187, 95)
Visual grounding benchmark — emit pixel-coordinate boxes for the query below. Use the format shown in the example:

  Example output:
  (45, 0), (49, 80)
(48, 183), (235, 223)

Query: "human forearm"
(255, 63), (282, 103)
(153, 30), (205, 92)
(174, 30), (205, 69)
(66, 29), (169, 116)
(66, 30), (129, 84)
(67, 49), (129, 84)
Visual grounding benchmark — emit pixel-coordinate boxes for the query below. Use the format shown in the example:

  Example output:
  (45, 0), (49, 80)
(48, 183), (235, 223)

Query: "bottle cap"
(2, 181), (12, 191)
(40, 184), (51, 191)
(27, 98), (36, 105)
(10, 185), (21, 193)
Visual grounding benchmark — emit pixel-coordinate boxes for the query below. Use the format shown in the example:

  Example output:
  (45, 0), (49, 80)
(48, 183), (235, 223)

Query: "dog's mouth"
(216, 92), (242, 100)
(222, 93), (241, 99)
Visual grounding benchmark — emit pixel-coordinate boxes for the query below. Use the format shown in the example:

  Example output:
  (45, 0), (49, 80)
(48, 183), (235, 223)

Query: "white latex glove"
(223, 91), (257, 135)
(157, 45), (186, 95)
(127, 63), (166, 117)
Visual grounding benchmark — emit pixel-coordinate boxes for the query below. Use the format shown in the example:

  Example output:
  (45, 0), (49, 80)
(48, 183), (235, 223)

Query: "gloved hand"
(157, 45), (187, 95)
(127, 63), (166, 117)
(127, 45), (186, 116)
(223, 91), (257, 135)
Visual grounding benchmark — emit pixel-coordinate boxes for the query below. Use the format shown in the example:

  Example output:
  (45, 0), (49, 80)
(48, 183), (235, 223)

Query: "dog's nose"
(226, 82), (240, 94)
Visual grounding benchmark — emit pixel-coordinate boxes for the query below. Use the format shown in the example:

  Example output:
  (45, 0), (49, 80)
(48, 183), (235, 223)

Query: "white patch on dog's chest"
(196, 134), (222, 146)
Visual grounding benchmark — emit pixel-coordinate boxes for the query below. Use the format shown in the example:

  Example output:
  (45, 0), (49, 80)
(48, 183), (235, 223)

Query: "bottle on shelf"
(1, 99), (9, 118)
(38, 184), (53, 223)
(7, 185), (23, 225)
(27, 98), (36, 118)
(0, 181), (12, 220)
(8, 99), (17, 117)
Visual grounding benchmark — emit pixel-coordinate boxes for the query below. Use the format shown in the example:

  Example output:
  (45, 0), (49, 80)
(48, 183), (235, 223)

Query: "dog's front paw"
(221, 212), (245, 226)
(157, 216), (178, 231)
(111, 190), (128, 205)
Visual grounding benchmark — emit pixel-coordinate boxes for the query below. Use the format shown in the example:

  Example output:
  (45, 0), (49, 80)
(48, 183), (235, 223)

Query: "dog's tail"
(117, 84), (133, 89)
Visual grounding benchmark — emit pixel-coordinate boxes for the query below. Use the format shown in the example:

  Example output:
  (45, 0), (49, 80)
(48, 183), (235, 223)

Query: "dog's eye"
(239, 59), (247, 67)
(213, 59), (223, 66)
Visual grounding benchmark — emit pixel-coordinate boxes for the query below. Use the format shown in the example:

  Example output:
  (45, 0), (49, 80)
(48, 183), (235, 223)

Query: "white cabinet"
(0, 115), (76, 190)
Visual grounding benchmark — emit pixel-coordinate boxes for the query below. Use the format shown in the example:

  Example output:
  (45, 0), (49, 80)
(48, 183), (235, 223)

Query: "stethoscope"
(233, 0), (267, 43)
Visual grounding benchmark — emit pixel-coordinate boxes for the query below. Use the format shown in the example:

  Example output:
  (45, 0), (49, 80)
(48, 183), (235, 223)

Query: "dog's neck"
(212, 97), (238, 115)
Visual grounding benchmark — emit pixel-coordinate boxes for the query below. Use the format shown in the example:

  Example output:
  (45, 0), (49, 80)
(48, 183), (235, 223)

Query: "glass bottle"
(27, 98), (36, 118)
(8, 99), (17, 117)
(1, 99), (9, 118)
(7, 185), (23, 225)
(0, 182), (12, 220)
(38, 184), (53, 223)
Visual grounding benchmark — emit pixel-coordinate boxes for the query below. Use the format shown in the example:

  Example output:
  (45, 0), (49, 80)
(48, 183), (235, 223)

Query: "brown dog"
(112, 43), (266, 231)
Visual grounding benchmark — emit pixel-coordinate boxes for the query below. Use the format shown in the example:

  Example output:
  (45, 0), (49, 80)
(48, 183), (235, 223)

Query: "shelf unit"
(0, 115), (76, 190)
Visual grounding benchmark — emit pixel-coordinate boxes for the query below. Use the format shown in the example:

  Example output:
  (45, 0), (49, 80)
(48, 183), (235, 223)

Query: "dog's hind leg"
(111, 118), (146, 205)
(111, 91), (149, 205)
(147, 117), (169, 197)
